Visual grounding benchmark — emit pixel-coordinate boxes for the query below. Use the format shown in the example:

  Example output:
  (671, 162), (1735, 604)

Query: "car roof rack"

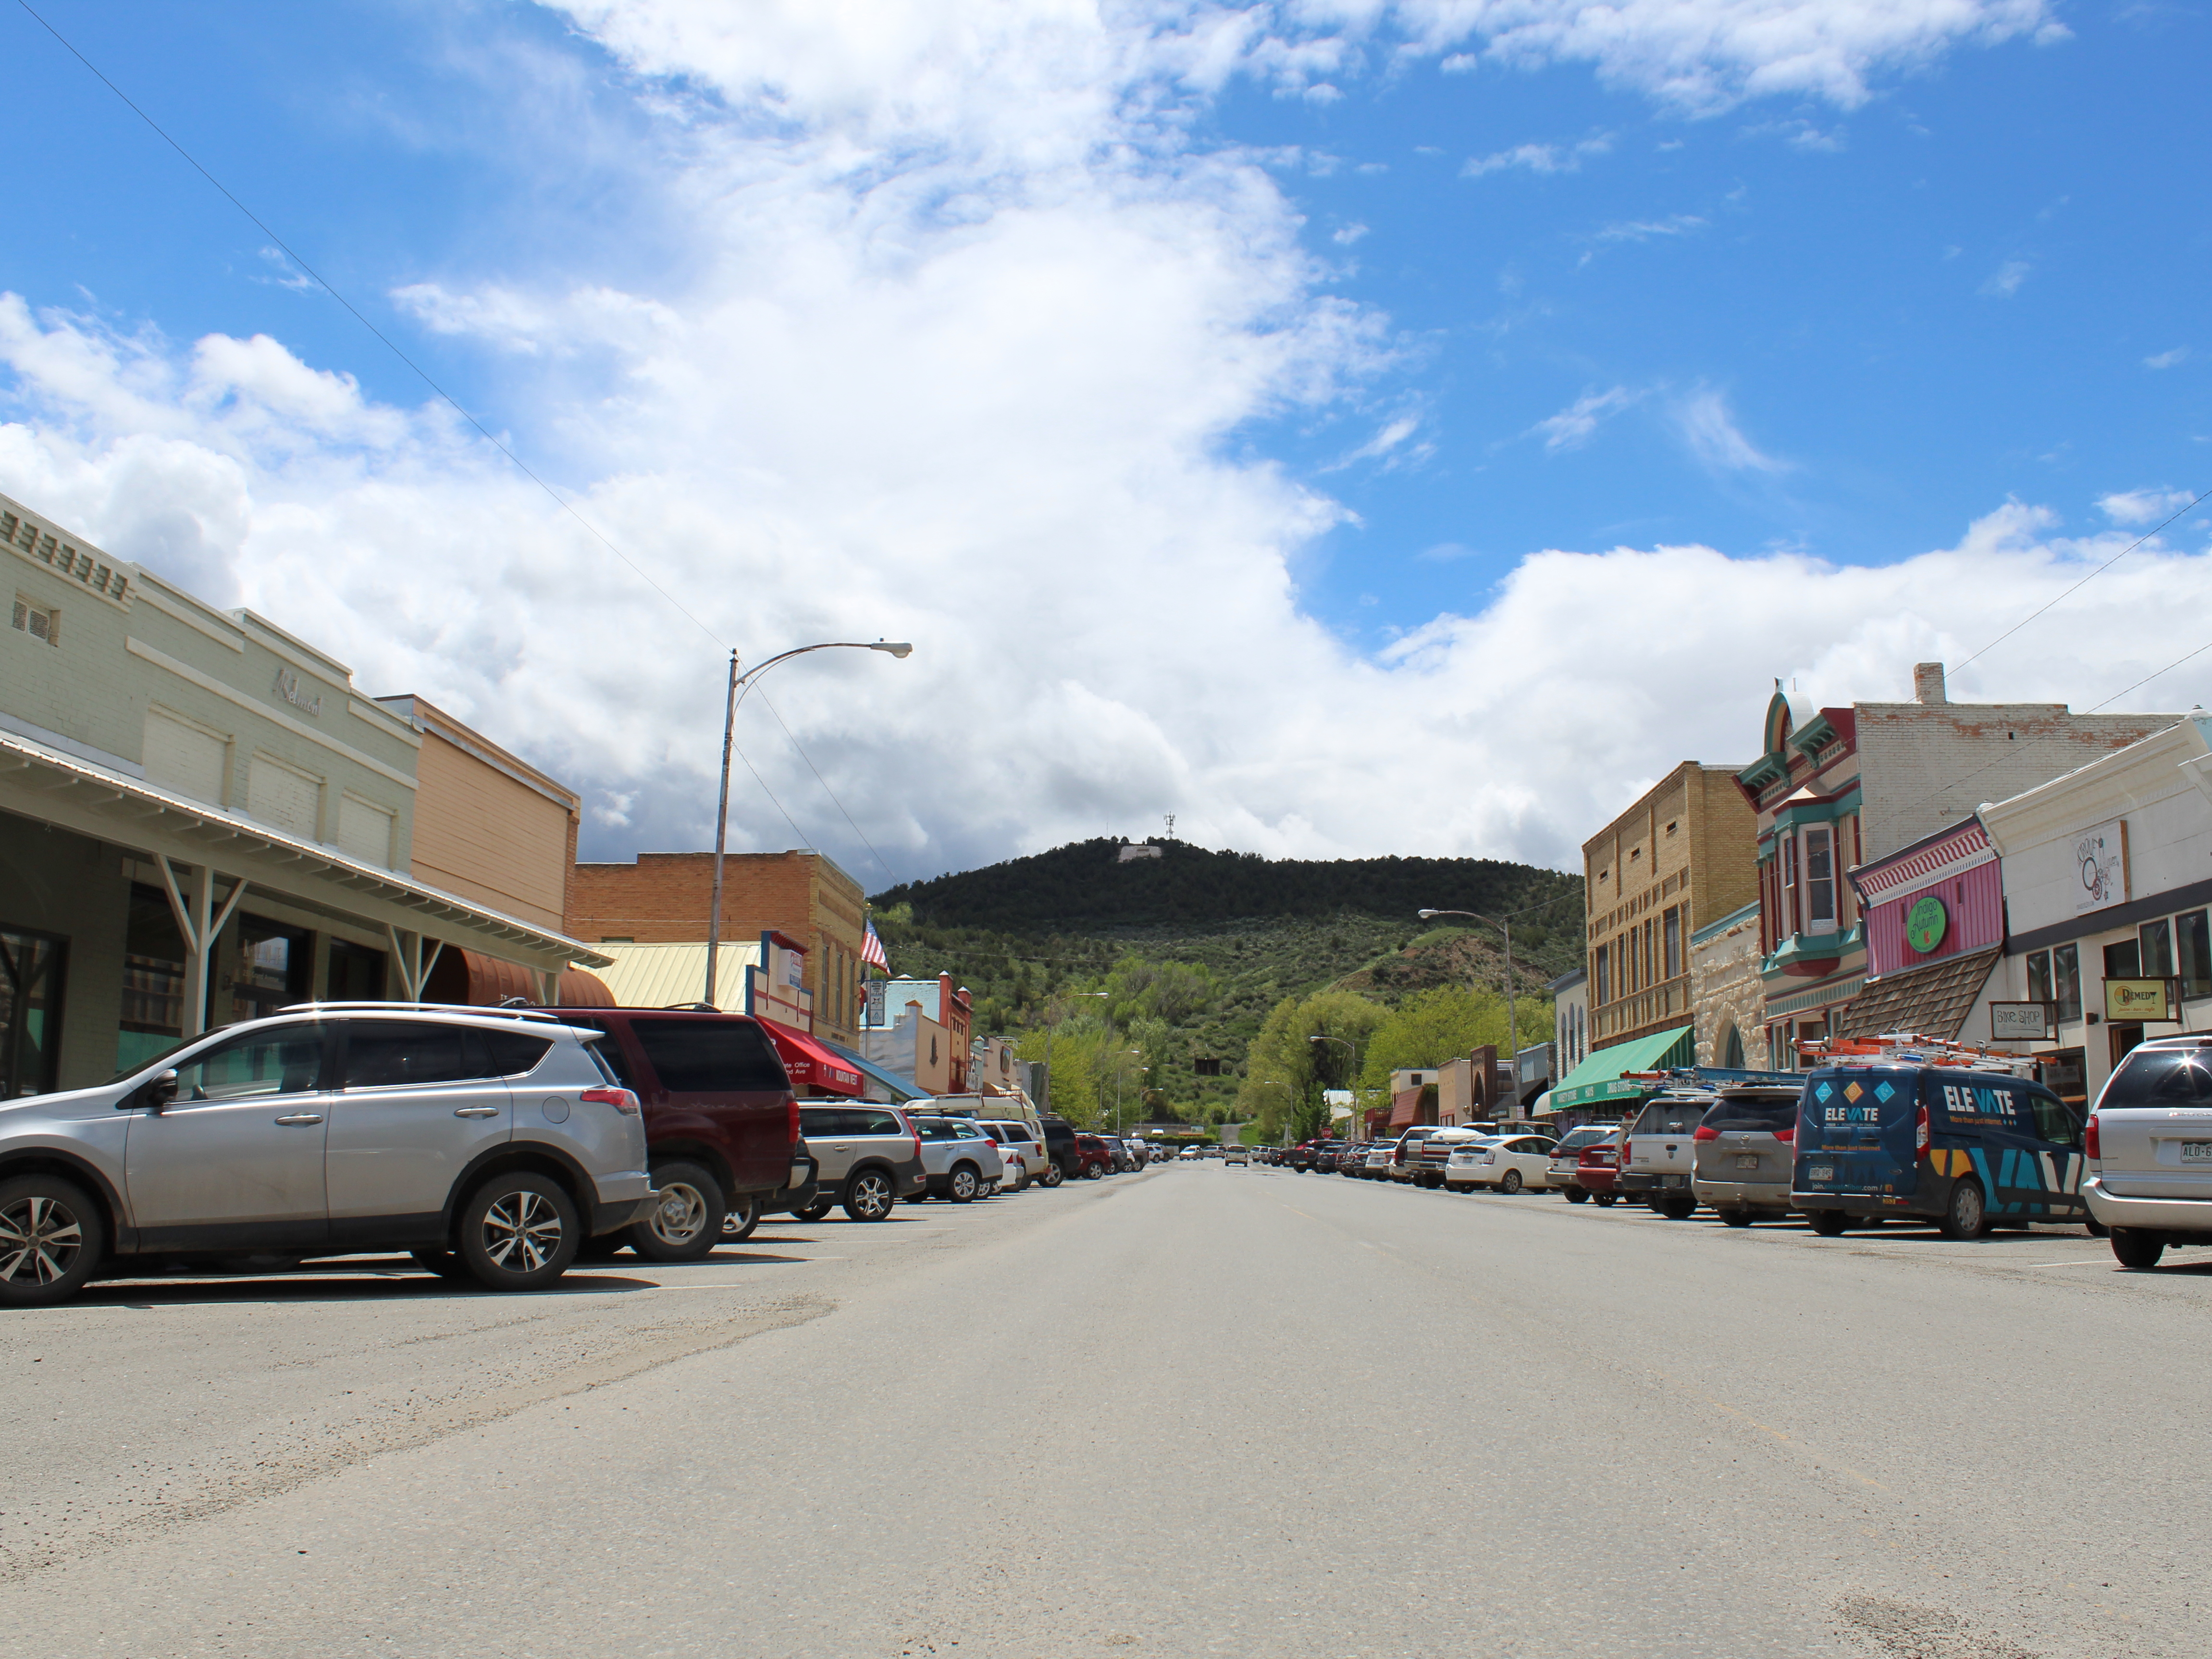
(276, 1000), (566, 1024)
(1796, 1032), (2040, 1077)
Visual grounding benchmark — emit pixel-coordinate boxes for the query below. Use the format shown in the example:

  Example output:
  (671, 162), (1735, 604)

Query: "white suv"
(2084, 1036), (2212, 1268)
(0, 1005), (655, 1306)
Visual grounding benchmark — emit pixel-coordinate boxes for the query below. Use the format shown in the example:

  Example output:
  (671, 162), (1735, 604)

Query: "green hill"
(868, 839), (1586, 1124)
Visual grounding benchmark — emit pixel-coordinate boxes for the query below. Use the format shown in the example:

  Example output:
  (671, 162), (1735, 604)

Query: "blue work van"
(1791, 1061), (2089, 1239)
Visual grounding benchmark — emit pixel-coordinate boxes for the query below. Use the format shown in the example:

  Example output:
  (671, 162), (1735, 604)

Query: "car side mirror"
(141, 1069), (179, 1112)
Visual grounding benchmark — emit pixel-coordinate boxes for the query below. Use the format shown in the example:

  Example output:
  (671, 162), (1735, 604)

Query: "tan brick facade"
(1582, 763), (1760, 1054)
(566, 850), (867, 1046)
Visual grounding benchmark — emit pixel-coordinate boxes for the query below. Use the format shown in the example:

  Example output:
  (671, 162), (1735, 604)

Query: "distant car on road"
(1223, 1147), (1249, 1166)
(796, 1103), (927, 1222)
(2085, 1037), (2212, 1268)
(1619, 1092), (1710, 1219)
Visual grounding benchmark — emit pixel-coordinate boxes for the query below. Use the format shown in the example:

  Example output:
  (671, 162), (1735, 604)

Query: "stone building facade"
(1583, 761), (1760, 1055)
(1690, 902), (1767, 1069)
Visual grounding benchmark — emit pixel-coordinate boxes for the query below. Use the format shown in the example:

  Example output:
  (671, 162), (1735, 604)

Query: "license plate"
(1808, 1164), (1834, 1182)
(2182, 1142), (2212, 1164)
(1735, 1155), (1760, 1171)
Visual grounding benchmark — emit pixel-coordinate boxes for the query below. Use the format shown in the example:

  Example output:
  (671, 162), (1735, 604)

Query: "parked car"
(981, 1119), (1042, 1190)
(1690, 1086), (1804, 1226)
(1179, 1146), (1202, 1160)
(1792, 1057), (2087, 1238)
(1618, 1092), (1712, 1219)
(909, 1114), (1005, 1202)
(1038, 1115), (1080, 1185)
(1072, 1134), (1116, 1179)
(1386, 1126), (1450, 1182)
(1223, 1146), (1249, 1166)
(794, 1103), (927, 1222)
(728, 1142), (817, 1240)
(1407, 1127), (1489, 1188)
(1362, 1141), (1396, 1180)
(1449, 1133), (1559, 1193)
(2084, 1036), (2212, 1268)
(546, 1005), (800, 1261)
(1546, 1124), (1619, 1201)
(1574, 1132), (1625, 1205)
(0, 1006), (659, 1306)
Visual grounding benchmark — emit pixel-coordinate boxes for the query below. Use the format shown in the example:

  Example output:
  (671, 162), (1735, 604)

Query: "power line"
(1951, 487), (2209, 676)
(12, 0), (726, 654)
(756, 691), (900, 887)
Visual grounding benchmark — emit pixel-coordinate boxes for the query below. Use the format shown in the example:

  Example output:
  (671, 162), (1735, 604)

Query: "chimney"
(1913, 662), (1948, 705)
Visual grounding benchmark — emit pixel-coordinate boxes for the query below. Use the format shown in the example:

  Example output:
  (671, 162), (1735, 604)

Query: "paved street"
(3, 1163), (2203, 1659)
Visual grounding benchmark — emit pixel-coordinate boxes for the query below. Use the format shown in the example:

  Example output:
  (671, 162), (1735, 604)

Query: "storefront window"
(2104, 938), (2141, 980)
(0, 926), (66, 1097)
(1663, 906), (1682, 980)
(2180, 911), (2212, 1002)
(117, 883), (192, 1073)
(2027, 950), (2052, 1007)
(2037, 1048), (2087, 1110)
(2053, 943), (2082, 1023)
(223, 915), (312, 1026)
(2139, 917), (2174, 980)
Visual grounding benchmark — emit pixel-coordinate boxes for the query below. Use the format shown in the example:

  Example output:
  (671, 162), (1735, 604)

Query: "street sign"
(1990, 1001), (2057, 1041)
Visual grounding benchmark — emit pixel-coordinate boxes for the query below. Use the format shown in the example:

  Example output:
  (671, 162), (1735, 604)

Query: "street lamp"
(703, 640), (912, 1005)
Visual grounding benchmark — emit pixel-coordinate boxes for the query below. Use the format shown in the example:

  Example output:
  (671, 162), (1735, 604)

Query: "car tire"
(797, 1199), (835, 1223)
(1084, 1163), (1104, 1181)
(1939, 1178), (1990, 1241)
(2110, 1228), (2165, 1269)
(1806, 1211), (1848, 1237)
(627, 1161), (727, 1263)
(411, 1247), (470, 1279)
(722, 1192), (763, 1243)
(948, 1164), (980, 1203)
(2083, 1218), (2109, 1238)
(844, 1168), (897, 1222)
(1500, 1169), (1524, 1195)
(1659, 1195), (1697, 1221)
(456, 1173), (579, 1291)
(1593, 1192), (1617, 1207)
(1720, 1209), (1754, 1228)
(0, 1175), (104, 1307)
(1564, 1188), (1589, 1203)
(1040, 1164), (1065, 1189)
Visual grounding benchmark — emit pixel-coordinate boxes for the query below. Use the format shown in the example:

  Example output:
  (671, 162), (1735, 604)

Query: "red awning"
(765, 1025), (865, 1096)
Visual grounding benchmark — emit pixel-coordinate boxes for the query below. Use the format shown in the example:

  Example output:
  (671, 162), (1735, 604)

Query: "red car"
(1574, 1133), (1625, 1207)
(1072, 1134), (1117, 1180)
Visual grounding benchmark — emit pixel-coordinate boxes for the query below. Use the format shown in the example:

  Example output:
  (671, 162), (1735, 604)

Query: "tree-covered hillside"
(867, 839), (1585, 1128)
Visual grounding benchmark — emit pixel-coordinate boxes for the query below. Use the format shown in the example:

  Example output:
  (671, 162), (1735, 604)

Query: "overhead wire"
(18, 0), (903, 870)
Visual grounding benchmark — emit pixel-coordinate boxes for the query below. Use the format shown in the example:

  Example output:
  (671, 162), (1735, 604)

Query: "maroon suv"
(1072, 1134), (1115, 1180)
(542, 1007), (802, 1260)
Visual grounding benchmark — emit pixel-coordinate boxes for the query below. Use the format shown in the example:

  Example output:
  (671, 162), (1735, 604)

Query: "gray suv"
(794, 1103), (926, 1221)
(911, 1115), (1005, 1202)
(0, 1006), (656, 1306)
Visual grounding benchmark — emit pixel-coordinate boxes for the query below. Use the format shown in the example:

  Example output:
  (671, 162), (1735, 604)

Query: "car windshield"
(1634, 1099), (1708, 1136)
(2104, 1049), (2212, 1107)
(1698, 1093), (1800, 1133)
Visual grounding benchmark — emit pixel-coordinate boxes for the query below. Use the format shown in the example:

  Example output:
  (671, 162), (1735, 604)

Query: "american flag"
(861, 919), (888, 972)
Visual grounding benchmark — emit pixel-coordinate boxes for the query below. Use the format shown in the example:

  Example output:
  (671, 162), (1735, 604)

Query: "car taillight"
(1693, 1125), (1719, 1141)
(912, 1127), (924, 1162)
(2085, 1114), (2101, 1160)
(1774, 1126), (1794, 1144)
(1915, 1103), (1930, 1155)
(581, 1087), (640, 1117)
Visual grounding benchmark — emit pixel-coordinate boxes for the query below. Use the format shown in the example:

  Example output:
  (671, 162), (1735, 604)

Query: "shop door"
(2109, 1023), (2145, 1071)
(0, 927), (66, 1098)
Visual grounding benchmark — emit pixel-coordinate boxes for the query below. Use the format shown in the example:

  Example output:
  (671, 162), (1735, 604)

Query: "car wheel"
(626, 1161), (727, 1263)
(1084, 1163), (1104, 1181)
(1040, 1164), (1065, 1189)
(948, 1164), (980, 1203)
(844, 1169), (897, 1222)
(1659, 1195), (1696, 1221)
(1593, 1192), (1617, 1207)
(1500, 1169), (1524, 1195)
(457, 1173), (579, 1291)
(0, 1176), (103, 1307)
(1720, 1209), (1754, 1228)
(797, 1199), (835, 1223)
(1939, 1178), (1990, 1241)
(1565, 1188), (1589, 1204)
(411, 1247), (470, 1280)
(2110, 1228), (2165, 1269)
(1806, 1210), (1848, 1237)
(722, 1192), (763, 1243)
(2084, 1218), (2110, 1238)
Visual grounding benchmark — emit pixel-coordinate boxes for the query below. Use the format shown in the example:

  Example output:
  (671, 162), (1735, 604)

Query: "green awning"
(1548, 1025), (1695, 1109)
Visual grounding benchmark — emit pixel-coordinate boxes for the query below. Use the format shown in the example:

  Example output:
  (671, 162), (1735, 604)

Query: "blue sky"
(2, 1), (2208, 879)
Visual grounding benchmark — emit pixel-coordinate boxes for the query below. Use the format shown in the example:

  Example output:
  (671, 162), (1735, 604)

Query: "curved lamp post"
(704, 640), (912, 1005)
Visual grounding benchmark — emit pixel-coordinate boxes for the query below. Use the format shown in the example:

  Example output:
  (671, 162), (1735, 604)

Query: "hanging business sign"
(2103, 978), (2179, 1022)
(2075, 818), (2129, 914)
(1905, 895), (1949, 954)
(1990, 1001), (2058, 1042)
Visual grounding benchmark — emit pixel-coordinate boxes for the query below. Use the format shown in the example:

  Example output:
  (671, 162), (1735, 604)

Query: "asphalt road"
(3, 1162), (2205, 1659)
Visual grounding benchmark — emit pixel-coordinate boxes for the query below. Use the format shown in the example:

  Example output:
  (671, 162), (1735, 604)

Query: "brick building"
(1739, 662), (2174, 1068)
(1582, 762), (1760, 1056)
(565, 849), (867, 1048)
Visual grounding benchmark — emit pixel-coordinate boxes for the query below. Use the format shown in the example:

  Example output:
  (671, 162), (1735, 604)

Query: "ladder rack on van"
(1796, 1032), (2039, 1077)
(1617, 1066), (1802, 1091)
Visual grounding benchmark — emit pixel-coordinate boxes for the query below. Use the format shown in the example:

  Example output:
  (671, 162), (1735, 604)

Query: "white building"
(1979, 715), (2212, 1111)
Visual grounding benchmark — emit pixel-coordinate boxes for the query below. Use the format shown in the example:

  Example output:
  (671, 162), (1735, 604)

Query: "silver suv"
(0, 1006), (656, 1306)
(795, 1103), (927, 1221)
(912, 1115), (1005, 1202)
(2084, 1037), (2212, 1268)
